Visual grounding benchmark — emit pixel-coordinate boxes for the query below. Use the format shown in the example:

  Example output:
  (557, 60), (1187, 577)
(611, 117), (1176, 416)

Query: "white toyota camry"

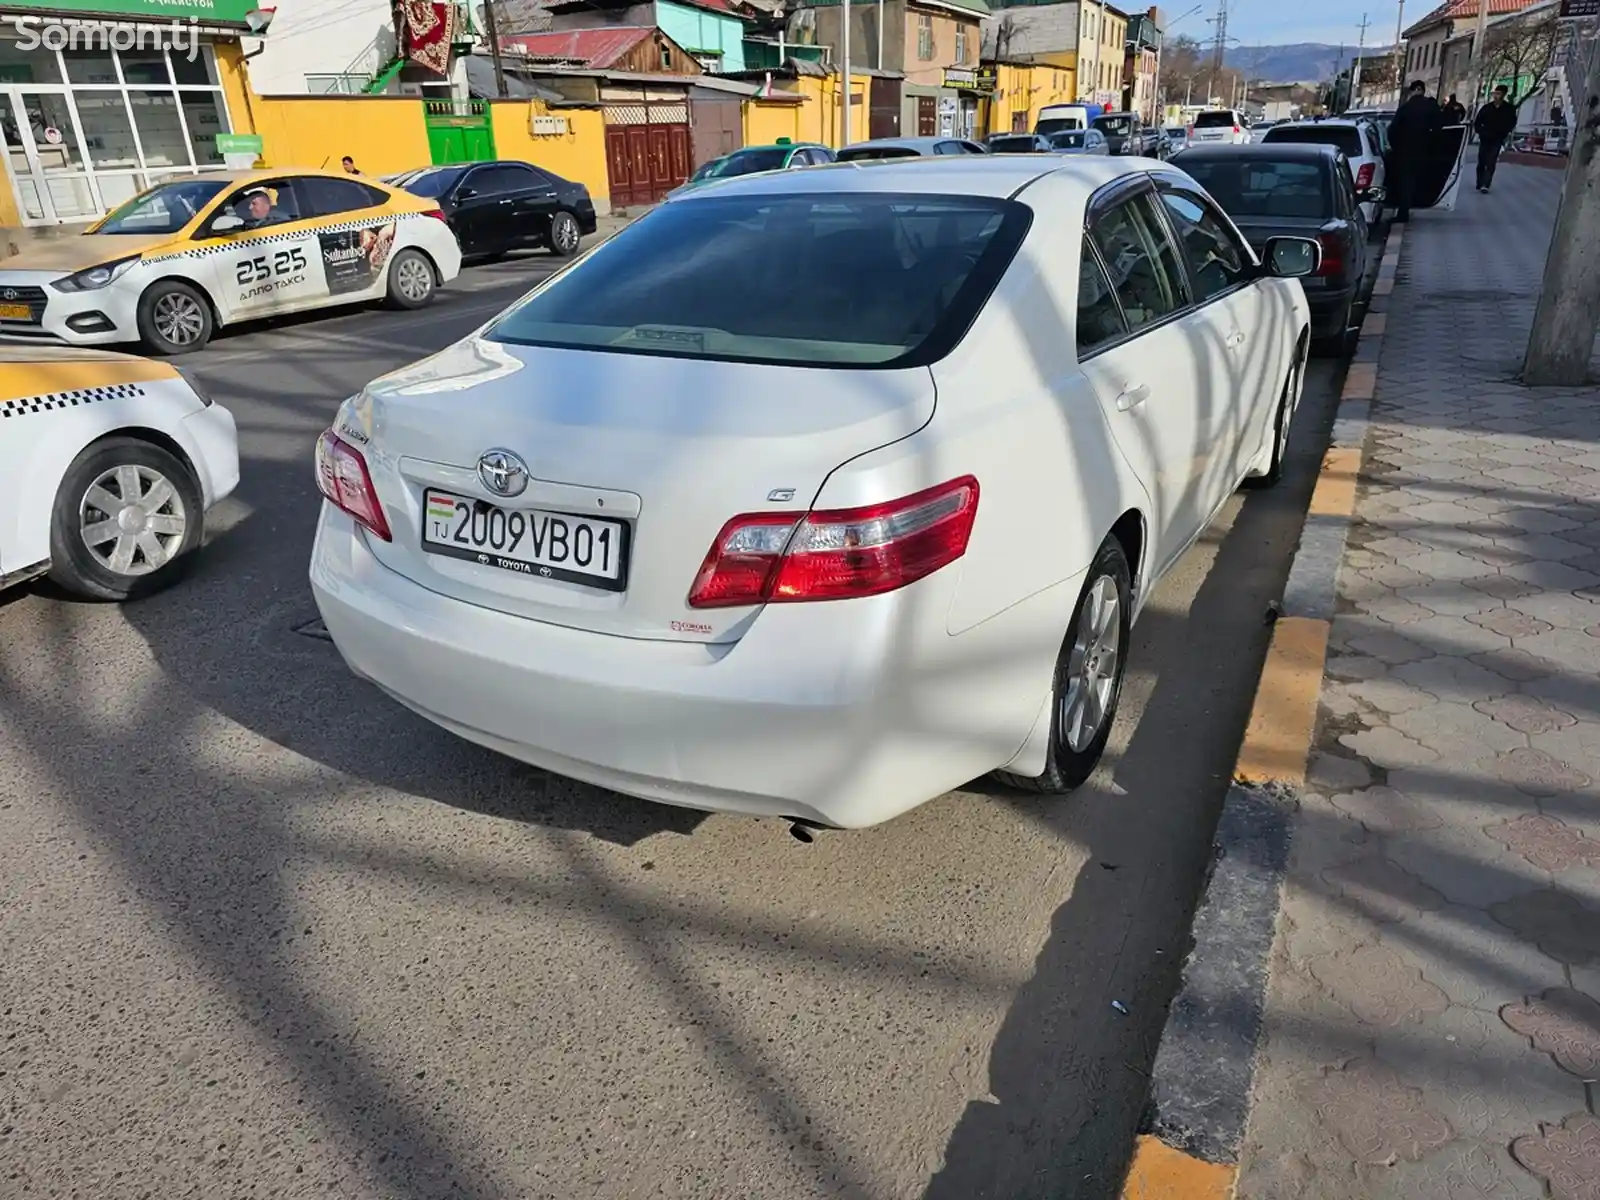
(1, 347), (238, 599)
(310, 156), (1317, 828)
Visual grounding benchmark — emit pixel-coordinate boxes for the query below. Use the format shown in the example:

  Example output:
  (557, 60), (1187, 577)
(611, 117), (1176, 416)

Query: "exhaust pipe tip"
(788, 823), (815, 844)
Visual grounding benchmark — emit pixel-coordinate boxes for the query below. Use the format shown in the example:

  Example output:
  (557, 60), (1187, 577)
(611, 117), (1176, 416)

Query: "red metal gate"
(604, 97), (691, 207)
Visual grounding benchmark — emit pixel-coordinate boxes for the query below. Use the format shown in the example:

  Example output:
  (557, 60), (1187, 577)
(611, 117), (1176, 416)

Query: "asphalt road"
(0, 252), (1353, 1200)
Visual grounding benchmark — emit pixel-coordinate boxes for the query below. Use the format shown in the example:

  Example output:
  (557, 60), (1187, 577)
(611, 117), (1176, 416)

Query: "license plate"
(421, 488), (628, 590)
(0, 303), (31, 320)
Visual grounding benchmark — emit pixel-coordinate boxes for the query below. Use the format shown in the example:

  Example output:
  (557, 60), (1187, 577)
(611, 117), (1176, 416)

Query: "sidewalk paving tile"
(1236, 162), (1600, 1199)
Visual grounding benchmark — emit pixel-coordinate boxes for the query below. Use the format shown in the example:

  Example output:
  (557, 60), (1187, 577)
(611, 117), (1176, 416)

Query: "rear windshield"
(1193, 111), (1237, 128)
(1263, 125), (1362, 157)
(1036, 117), (1083, 135)
(1095, 115), (1135, 134)
(989, 135), (1041, 152)
(401, 168), (466, 198)
(1050, 131), (1086, 148)
(836, 145), (919, 161)
(486, 193), (1031, 369)
(1181, 158), (1331, 219)
(704, 147), (790, 178)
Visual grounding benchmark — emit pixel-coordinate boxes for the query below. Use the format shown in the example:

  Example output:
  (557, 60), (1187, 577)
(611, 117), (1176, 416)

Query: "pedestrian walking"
(1387, 80), (1443, 222)
(1473, 85), (1517, 192)
(1443, 93), (1466, 125)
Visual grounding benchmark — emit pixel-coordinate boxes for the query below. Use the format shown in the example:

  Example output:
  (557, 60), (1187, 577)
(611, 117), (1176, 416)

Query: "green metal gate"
(425, 99), (496, 165)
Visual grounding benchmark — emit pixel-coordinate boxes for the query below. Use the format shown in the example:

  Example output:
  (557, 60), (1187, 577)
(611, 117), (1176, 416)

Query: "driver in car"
(236, 187), (287, 229)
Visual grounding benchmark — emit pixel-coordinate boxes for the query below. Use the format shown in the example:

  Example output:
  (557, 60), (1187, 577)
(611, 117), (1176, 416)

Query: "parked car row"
(0, 159), (599, 356)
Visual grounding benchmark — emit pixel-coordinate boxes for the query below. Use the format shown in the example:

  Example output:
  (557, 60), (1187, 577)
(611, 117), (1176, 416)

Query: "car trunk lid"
(345, 337), (936, 644)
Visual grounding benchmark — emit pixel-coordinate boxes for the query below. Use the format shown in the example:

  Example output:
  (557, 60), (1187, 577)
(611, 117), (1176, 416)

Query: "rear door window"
(299, 176), (384, 217)
(1089, 190), (1191, 331)
(487, 193), (1032, 368)
(1077, 236), (1127, 355)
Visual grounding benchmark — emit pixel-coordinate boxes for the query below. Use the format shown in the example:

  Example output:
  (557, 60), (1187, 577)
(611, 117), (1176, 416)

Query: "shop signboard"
(1559, 0), (1600, 16)
(0, 0), (259, 22)
(216, 131), (261, 168)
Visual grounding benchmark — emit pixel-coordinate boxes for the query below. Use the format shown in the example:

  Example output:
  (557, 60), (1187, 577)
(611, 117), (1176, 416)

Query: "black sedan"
(387, 160), (598, 259)
(1172, 142), (1376, 353)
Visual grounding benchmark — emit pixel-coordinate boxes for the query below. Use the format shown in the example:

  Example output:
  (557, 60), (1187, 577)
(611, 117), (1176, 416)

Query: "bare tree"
(1481, 8), (1561, 106)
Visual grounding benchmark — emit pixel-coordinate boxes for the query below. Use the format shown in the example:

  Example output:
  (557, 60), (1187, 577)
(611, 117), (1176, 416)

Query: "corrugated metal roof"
(1403, 0), (1542, 39)
(501, 26), (658, 67)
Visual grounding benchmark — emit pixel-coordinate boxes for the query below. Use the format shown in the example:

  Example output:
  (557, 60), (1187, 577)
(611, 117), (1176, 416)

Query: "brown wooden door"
(869, 77), (902, 140)
(916, 96), (937, 137)
(626, 127), (650, 202)
(604, 127), (636, 207)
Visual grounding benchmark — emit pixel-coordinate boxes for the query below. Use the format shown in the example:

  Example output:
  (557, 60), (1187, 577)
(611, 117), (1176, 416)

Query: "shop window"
(0, 39), (65, 85)
(63, 50), (119, 86)
(120, 52), (171, 86)
(181, 93), (226, 165)
(130, 89), (186, 169)
(172, 52), (220, 88)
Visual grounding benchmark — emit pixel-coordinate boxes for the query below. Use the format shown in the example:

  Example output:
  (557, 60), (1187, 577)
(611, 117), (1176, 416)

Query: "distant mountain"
(1221, 43), (1398, 85)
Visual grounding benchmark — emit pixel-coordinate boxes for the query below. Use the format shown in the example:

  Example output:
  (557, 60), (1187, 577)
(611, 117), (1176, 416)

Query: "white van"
(1035, 103), (1102, 137)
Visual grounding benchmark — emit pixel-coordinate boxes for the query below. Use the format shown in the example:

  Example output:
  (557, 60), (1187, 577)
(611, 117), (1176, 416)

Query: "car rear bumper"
(310, 508), (1064, 828)
(1306, 284), (1357, 337)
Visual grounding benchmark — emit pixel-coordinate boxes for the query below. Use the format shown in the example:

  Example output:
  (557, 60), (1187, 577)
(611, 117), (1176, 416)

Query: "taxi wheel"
(137, 280), (213, 354)
(548, 211), (582, 258)
(48, 437), (203, 602)
(385, 249), (436, 310)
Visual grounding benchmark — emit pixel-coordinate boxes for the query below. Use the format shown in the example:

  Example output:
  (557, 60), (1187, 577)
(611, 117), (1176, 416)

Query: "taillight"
(1232, 125), (1241, 133)
(1315, 233), (1344, 278)
(686, 476), (979, 609)
(1355, 162), (1375, 190)
(422, 208), (447, 221)
(315, 429), (392, 541)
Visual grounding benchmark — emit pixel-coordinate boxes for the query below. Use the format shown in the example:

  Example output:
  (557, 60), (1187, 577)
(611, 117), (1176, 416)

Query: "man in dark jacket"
(1388, 81), (1443, 221)
(1444, 93), (1467, 124)
(1473, 85), (1518, 192)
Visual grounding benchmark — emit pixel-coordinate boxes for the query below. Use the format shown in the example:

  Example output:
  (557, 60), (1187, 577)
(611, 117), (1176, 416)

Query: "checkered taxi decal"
(145, 211), (428, 264)
(0, 382), (146, 420)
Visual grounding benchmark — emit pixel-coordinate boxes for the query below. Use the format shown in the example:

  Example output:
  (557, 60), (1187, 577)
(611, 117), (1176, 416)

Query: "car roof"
(662, 154), (1149, 202)
(844, 136), (975, 151)
(1175, 142), (1340, 162)
(1271, 118), (1364, 128)
(154, 167), (394, 187)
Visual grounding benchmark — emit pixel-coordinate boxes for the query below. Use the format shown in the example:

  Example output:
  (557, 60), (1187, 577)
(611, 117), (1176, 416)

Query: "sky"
(1170, 0), (1409, 49)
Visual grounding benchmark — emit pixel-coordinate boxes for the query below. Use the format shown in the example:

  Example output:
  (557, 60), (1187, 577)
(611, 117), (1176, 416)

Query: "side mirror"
(456, 186), (478, 201)
(210, 213), (244, 234)
(1264, 235), (1321, 278)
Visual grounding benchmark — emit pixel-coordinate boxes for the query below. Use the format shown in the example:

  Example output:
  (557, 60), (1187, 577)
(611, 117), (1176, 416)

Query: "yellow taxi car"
(0, 169), (463, 354)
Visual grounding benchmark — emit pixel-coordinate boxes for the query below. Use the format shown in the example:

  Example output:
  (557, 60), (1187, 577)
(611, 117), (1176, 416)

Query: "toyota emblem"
(477, 448), (529, 498)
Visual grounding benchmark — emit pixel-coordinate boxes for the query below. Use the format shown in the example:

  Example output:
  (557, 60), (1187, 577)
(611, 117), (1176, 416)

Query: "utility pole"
(1524, 36), (1600, 385)
(481, 0), (507, 98)
(1393, 0), (1406, 101)
(1352, 13), (1370, 105)
(1209, 0), (1229, 106)
(841, 0), (852, 145)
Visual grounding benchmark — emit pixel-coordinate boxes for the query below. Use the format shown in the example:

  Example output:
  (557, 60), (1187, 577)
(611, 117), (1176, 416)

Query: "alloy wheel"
(78, 463), (188, 576)
(153, 292), (206, 346)
(553, 214), (579, 253)
(397, 256), (432, 302)
(1060, 575), (1122, 753)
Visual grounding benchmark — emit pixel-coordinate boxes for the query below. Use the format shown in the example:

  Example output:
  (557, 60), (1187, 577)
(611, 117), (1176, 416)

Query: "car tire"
(385, 248), (436, 310)
(548, 211), (582, 257)
(1244, 340), (1304, 489)
(136, 280), (213, 355)
(47, 436), (204, 602)
(998, 536), (1133, 795)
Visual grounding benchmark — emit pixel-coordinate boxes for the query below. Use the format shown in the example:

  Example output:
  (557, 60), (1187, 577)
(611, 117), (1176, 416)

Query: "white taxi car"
(310, 156), (1317, 829)
(0, 347), (238, 599)
(0, 169), (463, 354)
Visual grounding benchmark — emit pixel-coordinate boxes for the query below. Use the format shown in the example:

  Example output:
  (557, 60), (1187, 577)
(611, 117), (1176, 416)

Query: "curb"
(1118, 222), (1406, 1200)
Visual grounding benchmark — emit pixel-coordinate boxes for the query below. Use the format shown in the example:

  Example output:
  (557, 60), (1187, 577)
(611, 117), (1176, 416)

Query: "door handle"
(1116, 383), (1151, 411)
(1226, 330), (1246, 348)
(498, 198), (513, 205)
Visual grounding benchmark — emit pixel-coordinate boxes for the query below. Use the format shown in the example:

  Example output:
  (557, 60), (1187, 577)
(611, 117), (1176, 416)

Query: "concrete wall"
(244, 0), (398, 95)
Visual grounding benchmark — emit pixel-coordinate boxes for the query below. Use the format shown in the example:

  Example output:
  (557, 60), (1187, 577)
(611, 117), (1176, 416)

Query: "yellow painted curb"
(1235, 616), (1331, 788)
(1120, 1135), (1238, 1200)
(1310, 447), (1362, 518)
(1340, 361), (1377, 401)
